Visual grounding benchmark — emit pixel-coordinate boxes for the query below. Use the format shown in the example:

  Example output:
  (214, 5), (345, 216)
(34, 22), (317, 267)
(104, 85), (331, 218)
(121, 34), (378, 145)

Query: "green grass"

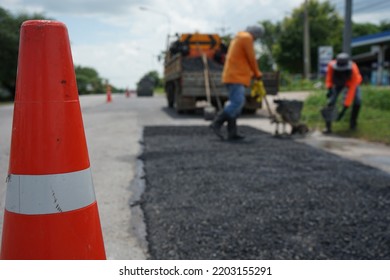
(280, 78), (317, 92)
(302, 86), (390, 145)
(153, 87), (165, 95)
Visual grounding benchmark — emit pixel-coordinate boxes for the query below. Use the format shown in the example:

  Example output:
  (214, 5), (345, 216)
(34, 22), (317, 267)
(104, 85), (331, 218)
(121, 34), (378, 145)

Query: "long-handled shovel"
(201, 53), (217, 120)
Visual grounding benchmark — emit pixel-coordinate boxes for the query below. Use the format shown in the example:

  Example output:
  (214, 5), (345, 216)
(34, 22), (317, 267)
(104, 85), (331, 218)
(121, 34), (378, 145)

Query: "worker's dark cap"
(334, 52), (352, 71)
(246, 25), (264, 40)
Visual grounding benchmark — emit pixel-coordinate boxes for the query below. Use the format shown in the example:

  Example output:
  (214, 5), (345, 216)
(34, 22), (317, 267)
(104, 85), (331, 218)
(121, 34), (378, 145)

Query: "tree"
(378, 20), (390, 32)
(258, 20), (282, 71)
(75, 66), (105, 94)
(0, 7), (49, 100)
(352, 22), (380, 37)
(138, 70), (163, 88)
(271, 0), (343, 74)
(0, 7), (109, 99)
(0, 8), (18, 96)
(0, 9), (29, 98)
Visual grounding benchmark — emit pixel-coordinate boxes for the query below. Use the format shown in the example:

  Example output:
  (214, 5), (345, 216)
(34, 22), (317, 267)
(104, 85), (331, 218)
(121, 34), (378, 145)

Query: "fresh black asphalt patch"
(140, 125), (390, 259)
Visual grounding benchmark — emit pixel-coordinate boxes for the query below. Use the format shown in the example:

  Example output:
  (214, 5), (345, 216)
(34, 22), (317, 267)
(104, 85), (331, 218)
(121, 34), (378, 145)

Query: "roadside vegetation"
(301, 86), (390, 145)
(0, 7), (114, 100)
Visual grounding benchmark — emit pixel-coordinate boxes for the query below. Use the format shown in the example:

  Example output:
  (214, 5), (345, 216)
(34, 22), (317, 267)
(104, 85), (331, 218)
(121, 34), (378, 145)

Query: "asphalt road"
(142, 125), (390, 259)
(0, 93), (206, 259)
(0, 93), (389, 259)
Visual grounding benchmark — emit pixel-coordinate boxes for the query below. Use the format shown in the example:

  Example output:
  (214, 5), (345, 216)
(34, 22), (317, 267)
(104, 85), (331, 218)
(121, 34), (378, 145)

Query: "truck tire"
(165, 82), (175, 108)
(174, 80), (184, 113)
(173, 80), (196, 114)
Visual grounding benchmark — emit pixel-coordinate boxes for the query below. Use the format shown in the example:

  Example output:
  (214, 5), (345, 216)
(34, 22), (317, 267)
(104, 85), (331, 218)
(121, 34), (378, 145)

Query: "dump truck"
(163, 32), (279, 113)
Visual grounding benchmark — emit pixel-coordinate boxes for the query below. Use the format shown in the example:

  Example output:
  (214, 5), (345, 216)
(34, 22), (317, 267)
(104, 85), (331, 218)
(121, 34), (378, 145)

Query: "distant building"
(352, 30), (390, 85)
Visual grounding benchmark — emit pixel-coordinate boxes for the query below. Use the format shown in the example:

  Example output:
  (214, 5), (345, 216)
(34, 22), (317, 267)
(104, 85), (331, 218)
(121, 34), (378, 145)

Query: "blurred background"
(1, 0), (390, 100)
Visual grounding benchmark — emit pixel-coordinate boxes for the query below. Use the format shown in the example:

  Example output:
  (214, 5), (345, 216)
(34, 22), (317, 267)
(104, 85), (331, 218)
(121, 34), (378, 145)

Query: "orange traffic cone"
(0, 20), (106, 259)
(106, 84), (112, 103)
(125, 87), (130, 98)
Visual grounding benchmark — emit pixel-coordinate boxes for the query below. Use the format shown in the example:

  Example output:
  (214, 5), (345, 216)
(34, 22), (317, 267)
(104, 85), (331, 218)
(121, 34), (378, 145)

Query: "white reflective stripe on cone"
(5, 168), (96, 215)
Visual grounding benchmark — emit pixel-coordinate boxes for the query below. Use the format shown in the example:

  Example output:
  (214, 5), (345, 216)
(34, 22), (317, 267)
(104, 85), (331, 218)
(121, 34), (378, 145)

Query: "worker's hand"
(326, 88), (333, 98)
(254, 75), (262, 81)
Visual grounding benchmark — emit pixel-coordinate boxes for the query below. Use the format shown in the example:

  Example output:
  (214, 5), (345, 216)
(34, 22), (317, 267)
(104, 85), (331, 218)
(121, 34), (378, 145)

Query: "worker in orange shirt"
(210, 25), (263, 140)
(322, 52), (363, 134)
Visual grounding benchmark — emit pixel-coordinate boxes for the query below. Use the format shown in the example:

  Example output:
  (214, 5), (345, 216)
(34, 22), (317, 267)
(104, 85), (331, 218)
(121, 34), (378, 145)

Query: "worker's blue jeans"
(223, 83), (245, 118)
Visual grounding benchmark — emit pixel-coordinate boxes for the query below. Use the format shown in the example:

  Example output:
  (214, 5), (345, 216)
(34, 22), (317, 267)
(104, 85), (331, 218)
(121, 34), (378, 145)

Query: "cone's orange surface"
(9, 20), (90, 175)
(0, 20), (106, 259)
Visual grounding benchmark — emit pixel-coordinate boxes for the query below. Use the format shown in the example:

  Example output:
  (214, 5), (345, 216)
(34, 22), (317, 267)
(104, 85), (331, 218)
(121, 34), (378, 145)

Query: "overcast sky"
(1, 0), (389, 89)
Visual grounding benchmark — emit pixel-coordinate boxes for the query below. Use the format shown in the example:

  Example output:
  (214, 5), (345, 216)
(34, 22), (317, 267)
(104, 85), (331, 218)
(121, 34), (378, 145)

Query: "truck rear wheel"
(173, 80), (196, 113)
(174, 80), (184, 113)
(165, 82), (175, 108)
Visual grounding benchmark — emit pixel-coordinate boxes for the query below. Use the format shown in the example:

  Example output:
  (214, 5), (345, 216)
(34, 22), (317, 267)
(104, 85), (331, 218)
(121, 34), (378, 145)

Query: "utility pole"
(303, 0), (311, 80)
(343, 0), (352, 55)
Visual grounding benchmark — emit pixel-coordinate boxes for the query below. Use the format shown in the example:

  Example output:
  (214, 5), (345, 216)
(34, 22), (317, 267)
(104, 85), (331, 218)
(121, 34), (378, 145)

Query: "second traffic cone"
(106, 84), (112, 103)
(0, 20), (106, 259)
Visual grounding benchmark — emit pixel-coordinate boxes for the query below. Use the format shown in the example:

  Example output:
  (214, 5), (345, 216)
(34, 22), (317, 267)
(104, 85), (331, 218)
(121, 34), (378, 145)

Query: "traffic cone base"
(1, 202), (105, 260)
(1, 168), (105, 259)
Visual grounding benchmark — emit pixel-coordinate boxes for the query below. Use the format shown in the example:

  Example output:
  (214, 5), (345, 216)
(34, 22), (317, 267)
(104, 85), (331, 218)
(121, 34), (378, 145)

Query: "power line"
(327, 0), (390, 14)
(353, 0), (383, 9)
(354, 0), (390, 13)
(354, 0), (387, 6)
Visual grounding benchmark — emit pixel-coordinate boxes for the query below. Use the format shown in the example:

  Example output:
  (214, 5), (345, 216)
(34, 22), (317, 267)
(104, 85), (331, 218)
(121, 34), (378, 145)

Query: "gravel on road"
(140, 125), (390, 260)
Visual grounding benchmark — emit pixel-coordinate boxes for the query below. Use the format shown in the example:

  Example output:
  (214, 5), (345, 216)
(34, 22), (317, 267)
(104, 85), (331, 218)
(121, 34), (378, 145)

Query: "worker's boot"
(227, 118), (245, 141)
(210, 111), (229, 140)
(350, 104), (361, 131)
(322, 121), (332, 134)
